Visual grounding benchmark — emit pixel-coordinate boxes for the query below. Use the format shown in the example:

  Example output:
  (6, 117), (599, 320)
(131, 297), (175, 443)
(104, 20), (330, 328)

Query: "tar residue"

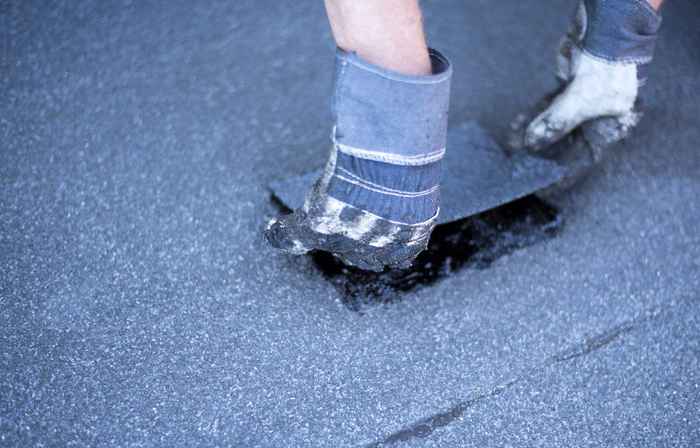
(311, 195), (562, 311)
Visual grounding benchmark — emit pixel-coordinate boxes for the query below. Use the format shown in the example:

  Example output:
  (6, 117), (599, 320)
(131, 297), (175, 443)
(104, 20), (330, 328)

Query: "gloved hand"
(512, 0), (662, 162)
(265, 49), (452, 271)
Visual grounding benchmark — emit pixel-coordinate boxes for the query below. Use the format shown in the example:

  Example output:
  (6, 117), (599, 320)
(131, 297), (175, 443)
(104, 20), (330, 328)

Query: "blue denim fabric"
(583, 0), (662, 64)
(334, 152), (442, 193)
(332, 48), (451, 159)
(326, 49), (452, 225)
(327, 154), (442, 224)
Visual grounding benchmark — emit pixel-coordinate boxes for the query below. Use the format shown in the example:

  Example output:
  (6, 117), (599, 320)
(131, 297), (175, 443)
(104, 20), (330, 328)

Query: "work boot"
(266, 48), (452, 271)
(510, 0), (662, 182)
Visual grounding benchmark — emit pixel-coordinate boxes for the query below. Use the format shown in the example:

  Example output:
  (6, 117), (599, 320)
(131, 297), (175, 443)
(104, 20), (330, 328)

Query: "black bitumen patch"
(310, 195), (562, 311)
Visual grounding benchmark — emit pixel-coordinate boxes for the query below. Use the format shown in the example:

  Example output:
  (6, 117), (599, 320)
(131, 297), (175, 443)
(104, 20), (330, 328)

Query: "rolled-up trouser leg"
(266, 48), (452, 271)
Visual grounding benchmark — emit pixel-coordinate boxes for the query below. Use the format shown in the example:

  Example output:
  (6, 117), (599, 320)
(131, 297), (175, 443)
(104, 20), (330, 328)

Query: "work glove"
(511, 0), (662, 175)
(265, 49), (452, 271)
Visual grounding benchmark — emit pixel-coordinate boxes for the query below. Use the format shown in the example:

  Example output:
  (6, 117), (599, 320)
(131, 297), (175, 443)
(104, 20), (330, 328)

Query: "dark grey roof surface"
(1, 1), (698, 447)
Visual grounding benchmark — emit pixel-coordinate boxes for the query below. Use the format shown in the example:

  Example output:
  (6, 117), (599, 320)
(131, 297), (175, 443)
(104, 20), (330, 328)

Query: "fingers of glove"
(383, 239), (429, 270)
(535, 111), (641, 197)
(524, 86), (601, 151)
(507, 86), (567, 152)
(264, 212), (314, 255)
(524, 79), (635, 152)
(339, 237), (428, 272)
(580, 111), (641, 162)
(265, 210), (369, 257)
(526, 51), (638, 152)
(266, 210), (432, 272)
(335, 252), (385, 273)
(329, 219), (432, 271)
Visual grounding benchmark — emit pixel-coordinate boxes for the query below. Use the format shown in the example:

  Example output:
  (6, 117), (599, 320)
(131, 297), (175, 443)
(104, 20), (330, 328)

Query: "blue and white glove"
(517, 0), (662, 155)
(265, 49), (452, 271)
